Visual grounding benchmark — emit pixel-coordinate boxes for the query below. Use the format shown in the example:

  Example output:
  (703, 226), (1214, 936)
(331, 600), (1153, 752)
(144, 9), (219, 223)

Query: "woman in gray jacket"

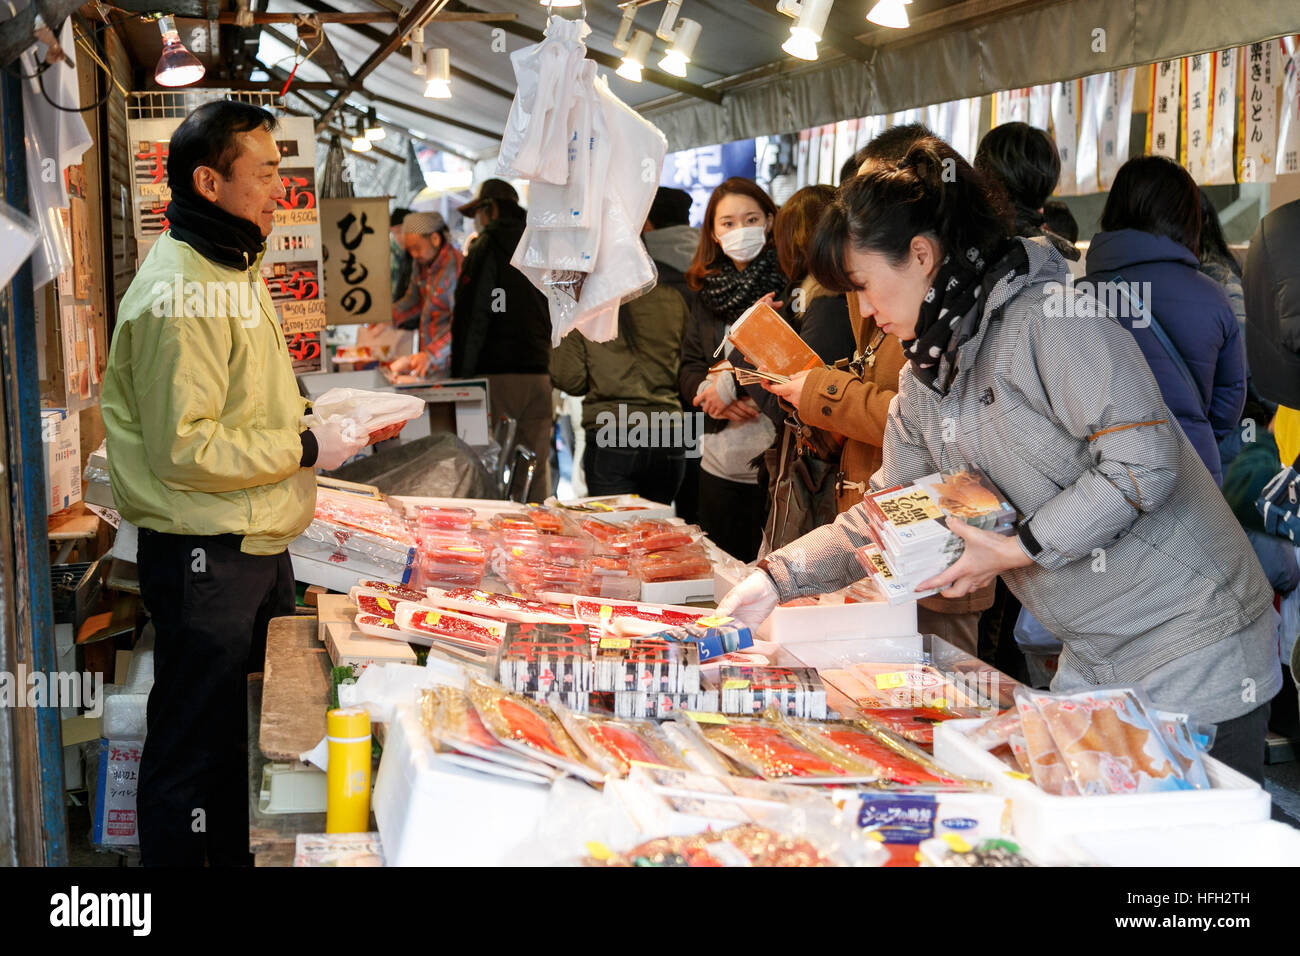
(718, 138), (1281, 781)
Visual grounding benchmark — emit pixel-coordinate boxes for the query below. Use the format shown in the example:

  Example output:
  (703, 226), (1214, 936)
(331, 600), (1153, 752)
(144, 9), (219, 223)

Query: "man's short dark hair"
(974, 122), (1061, 215)
(648, 187), (693, 229)
(167, 100), (277, 198)
(391, 207), (411, 227)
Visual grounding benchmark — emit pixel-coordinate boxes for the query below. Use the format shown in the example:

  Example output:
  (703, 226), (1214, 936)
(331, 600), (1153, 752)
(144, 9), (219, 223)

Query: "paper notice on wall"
(1149, 60), (1181, 159)
(1076, 75), (1102, 194)
(1242, 40), (1281, 182)
(1028, 85), (1052, 131)
(1206, 49), (1238, 184)
(1098, 69), (1135, 190)
(1183, 53), (1213, 182)
(1052, 81), (1080, 194)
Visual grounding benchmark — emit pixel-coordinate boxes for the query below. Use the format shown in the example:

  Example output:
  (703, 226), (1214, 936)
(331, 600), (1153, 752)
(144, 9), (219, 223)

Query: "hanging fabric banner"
(1148, 59), (1181, 159)
(1242, 39), (1282, 182)
(856, 115), (882, 154)
(1206, 49), (1239, 184)
(796, 128), (812, 189)
(817, 123), (837, 185)
(321, 197), (393, 328)
(1182, 53), (1213, 182)
(963, 97), (982, 164)
(1051, 80), (1080, 195)
(1097, 70), (1135, 190)
(834, 119), (858, 182)
(994, 88), (1031, 125)
(948, 99), (973, 162)
(1077, 74), (1103, 194)
(1028, 85), (1052, 131)
(1279, 38), (1300, 177)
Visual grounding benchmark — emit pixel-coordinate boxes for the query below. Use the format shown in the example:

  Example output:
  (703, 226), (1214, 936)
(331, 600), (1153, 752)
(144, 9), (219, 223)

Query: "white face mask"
(717, 225), (767, 265)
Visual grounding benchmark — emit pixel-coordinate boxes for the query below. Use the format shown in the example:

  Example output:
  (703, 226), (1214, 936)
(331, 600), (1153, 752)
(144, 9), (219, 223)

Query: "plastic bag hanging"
(0, 203), (40, 289)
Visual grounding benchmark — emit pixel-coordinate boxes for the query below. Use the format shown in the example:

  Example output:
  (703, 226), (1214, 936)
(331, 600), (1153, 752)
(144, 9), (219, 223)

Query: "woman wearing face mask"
(679, 178), (787, 562)
(717, 138), (1280, 781)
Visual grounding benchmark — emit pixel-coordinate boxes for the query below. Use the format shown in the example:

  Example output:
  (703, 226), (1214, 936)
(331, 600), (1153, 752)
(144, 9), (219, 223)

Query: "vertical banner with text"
(320, 196), (393, 328)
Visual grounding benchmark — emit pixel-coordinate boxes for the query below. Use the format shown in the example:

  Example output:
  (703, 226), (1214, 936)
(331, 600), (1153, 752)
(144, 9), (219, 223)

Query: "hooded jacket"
(451, 206), (551, 377)
(1244, 198), (1300, 409)
(1085, 228), (1245, 484)
(762, 237), (1273, 711)
(643, 224), (700, 310)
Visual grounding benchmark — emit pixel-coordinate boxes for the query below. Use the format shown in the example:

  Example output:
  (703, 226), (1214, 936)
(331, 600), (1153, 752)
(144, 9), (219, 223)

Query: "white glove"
(714, 570), (781, 630)
(309, 420), (368, 471)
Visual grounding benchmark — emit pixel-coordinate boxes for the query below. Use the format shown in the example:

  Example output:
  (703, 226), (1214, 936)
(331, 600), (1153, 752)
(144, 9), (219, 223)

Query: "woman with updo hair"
(718, 136), (1280, 781)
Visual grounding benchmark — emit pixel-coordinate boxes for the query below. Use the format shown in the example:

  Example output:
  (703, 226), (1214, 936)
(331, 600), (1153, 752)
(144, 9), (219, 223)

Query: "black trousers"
(582, 429), (686, 506)
(136, 529), (295, 866)
(698, 469), (766, 563)
(1209, 701), (1271, 785)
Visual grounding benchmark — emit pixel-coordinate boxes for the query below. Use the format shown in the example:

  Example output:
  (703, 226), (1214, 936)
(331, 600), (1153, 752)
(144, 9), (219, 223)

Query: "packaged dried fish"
(857, 707), (964, 750)
(495, 621), (594, 697)
(593, 634), (701, 695)
(428, 587), (576, 624)
(467, 679), (600, 781)
(352, 581), (429, 604)
(697, 718), (866, 782)
(791, 720), (973, 788)
(553, 707), (689, 776)
(719, 665), (827, 720)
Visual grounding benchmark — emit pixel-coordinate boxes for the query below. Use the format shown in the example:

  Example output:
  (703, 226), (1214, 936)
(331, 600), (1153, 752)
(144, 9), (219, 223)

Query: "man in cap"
(452, 179), (554, 497)
(389, 210), (463, 379)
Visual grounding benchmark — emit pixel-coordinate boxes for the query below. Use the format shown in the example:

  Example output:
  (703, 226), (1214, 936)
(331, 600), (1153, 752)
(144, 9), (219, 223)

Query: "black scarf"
(903, 238), (1028, 395)
(697, 245), (786, 325)
(165, 189), (267, 270)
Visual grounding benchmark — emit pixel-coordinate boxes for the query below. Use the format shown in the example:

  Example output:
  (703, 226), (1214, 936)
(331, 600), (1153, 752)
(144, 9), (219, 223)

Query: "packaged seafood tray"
(566, 596), (711, 637)
(504, 559), (591, 598)
(426, 587), (576, 624)
(718, 665), (828, 720)
(415, 539), (487, 589)
(288, 546), (414, 590)
(583, 556), (643, 601)
(580, 517), (697, 556)
(629, 546), (712, 583)
(731, 580), (917, 645)
(489, 506), (569, 536)
(372, 702), (551, 866)
(392, 602), (507, 651)
(552, 707), (690, 776)
(494, 621), (595, 697)
(692, 716), (877, 784)
(547, 493), (676, 522)
(932, 719), (1270, 860)
(415, 505), (475, 534)
(499, 531), (594, 567)
(612, 690), (720, 720)
(593, 634), (701, 695)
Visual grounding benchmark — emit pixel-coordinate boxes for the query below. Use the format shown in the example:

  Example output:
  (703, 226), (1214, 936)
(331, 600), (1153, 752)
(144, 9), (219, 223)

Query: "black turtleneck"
(165, 189), (268, 270)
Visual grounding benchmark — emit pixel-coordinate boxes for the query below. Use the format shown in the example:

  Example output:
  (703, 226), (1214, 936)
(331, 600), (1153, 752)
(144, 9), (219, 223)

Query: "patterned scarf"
(903, 238), (1027, 395)
(697, 244), (786, 325)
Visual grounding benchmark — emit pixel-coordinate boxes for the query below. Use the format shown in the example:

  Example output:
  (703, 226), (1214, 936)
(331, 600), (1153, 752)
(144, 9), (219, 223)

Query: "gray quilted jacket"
(764, 237), (1273, 686)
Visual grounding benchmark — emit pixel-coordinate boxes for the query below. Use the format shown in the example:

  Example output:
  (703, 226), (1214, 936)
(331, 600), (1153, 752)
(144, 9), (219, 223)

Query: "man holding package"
(388, 210), (463, 380)
(101, 101), (368, 866)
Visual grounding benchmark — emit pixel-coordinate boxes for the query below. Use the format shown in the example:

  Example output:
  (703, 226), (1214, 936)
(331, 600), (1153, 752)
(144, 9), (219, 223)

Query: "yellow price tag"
(377, 597), (393, 613)
(874, 672), (907, 690)
(685, 711), (729, 725)
(423, 612), (441, 626)
(585, 841), (614, 861)
(599, 605), (614, 621)
(599, 637), (631, 650)
(721, 679), (749, 690)
(1004, 771), (1030, 781)
(695, 615), (732, 627)
(940, 833), (972, 853)
(448, 545), (480, 553)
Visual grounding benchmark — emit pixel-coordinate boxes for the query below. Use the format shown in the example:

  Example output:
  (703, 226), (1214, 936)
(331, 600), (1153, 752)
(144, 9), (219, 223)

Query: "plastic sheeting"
(325, 433), (497, 501)
(640, 0), (1300, 152)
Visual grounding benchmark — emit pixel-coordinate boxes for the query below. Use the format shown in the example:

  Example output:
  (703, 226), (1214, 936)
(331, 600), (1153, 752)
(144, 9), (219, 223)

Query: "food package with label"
(427, 587), (577, 624)
(789, 719), (978, 789)
(467, 678), (600, 781)
(629, 545), (712, 583)
(693, 715), (876, 783)
(495, 621), (594, 702)
(593, 633), (700, 695)
(552, 705), (690, 776)
(719, 665), (827, 720)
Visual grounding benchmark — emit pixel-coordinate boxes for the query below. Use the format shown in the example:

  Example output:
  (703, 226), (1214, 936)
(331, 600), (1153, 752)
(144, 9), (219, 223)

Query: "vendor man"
(389, 210), (463, 380)
(101, 101), (367, 866)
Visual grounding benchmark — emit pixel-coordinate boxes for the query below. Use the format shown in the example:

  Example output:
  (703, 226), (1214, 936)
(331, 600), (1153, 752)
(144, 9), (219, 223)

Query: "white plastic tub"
(372, 702), (549, 866)
(1069, 821), (1300, 867)
(933, 719), (1271, 860)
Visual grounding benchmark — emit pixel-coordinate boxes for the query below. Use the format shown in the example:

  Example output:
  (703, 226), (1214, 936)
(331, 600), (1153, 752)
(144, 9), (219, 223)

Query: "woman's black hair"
(973, 122), (1061, 229)
(1100, 154), (1202, 253)
(809, 136), (1012, 293)
(167, 99), (277, 198)
(1197, 187), (1240, 277)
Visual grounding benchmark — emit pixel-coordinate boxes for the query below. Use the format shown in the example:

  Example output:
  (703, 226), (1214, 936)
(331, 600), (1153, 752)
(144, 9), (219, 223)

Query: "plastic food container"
(415, 539), (486, 589)
(416, 506), (475, 534)
(505, 560), (591, 597)
(499, 531), (594, 567)
(584, 556), (642, 600)
(630, 545), (711, 583)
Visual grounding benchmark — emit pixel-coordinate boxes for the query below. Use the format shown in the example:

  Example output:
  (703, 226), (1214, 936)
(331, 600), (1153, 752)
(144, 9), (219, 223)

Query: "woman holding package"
(679, 178), (786, 562)
(717, 137), (1280, 781)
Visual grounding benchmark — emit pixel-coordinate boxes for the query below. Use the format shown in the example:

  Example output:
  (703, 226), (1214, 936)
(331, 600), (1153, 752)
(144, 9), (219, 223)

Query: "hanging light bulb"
(351, 117), (372, 153)
(658, 17), (700, 77)
(616, 30), (652, 83)
(866, 0), (911, 29)
(154, 14), (205, 87)
(423, 48), (451, 98)
(364, 107), (385, 141)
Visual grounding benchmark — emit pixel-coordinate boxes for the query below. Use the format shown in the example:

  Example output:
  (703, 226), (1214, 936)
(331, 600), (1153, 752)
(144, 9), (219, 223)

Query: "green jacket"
(101, 232), (316, 555)
(550, 283), (689, 432)
(1221, 430), (1285, 535)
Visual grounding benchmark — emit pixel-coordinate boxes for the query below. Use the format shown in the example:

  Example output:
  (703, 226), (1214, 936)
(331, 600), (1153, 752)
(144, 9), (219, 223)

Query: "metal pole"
(0, 69), (69, 868)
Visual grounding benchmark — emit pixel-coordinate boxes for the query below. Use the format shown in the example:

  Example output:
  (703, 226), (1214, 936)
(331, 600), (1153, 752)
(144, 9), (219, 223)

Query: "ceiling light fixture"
(423, 47), (451, 98)
(612, 4), (637, 51)
(154, 14), (205, 87)
(781, 0), (832, 61)
(410, 25), (425, 75)
(350, 117), (372, 152)
(364, 107), (385, 141)
(866, 0), (911, 29)
(616, 29), (652, 82)
(655, 1), (700, 78)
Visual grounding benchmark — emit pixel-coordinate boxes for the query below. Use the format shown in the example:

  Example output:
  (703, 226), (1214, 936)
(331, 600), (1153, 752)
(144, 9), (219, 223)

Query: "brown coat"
(797, 294), (993, 615)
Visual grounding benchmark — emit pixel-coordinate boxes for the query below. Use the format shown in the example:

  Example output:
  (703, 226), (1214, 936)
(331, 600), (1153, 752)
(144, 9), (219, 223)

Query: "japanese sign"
(1182, 53), (1213, 182)
(1148, 60), (1181, 160)
(1052, 80), (1080, 194)
(320, 196), (393, 327)
(1279, 39), (1300, 177)
(660, 139), (757, 227)
(1076, 74), (1102, 194)
(1098, 69), (1135, 191)
(1242, 40), (1280, 182)
(1205, 49), (1238, 185)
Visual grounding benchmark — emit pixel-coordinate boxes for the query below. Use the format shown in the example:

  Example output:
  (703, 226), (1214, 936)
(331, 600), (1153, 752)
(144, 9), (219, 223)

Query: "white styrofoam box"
(372, 702), (549, 866)
(763, 596), (918, 645)
(640, 577), (715, 606)
(288, 551), (394, 593)
(1068, 821), (1300, 867)
(111, 519), (138, 563)
(933, 719), (1271, 861)
(41, 408), (82, 513)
